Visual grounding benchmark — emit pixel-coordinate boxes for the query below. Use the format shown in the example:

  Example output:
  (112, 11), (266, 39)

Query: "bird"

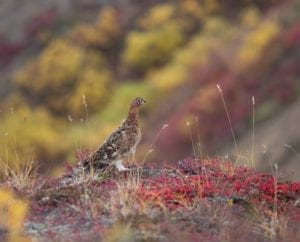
(82, 97), (146, 172)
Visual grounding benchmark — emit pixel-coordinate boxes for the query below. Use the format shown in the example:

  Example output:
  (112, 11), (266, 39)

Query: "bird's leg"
(115, 160), (129, 172)
(131, 150), (136, 163)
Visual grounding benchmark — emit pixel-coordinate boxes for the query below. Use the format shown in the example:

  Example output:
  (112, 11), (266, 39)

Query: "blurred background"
(0, 0), (299, 179)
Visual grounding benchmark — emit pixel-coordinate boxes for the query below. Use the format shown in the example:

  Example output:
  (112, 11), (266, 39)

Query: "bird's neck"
(126, 106), (139, 127)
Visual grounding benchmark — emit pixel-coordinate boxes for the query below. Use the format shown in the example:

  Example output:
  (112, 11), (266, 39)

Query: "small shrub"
(122, 22), (183, 71)
(69, 6), (121, 48)
(0, 188), (30, 241)
(0, 107), (67, 168)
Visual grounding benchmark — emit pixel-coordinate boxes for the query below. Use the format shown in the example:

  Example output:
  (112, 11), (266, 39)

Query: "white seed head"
(68, 114), (73, 122)
(82, 93), (87, 106)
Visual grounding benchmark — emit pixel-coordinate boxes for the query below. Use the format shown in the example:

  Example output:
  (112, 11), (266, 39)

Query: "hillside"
(1, 0), (300, 179)
(1, 1), (300, 241)
(221, 98), (300, 181)
(0, 158), (299, 241)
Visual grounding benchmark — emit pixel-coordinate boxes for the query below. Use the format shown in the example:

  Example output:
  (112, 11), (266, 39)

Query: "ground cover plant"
(0, 1), (300, 241)
(0, 155), (299, 241)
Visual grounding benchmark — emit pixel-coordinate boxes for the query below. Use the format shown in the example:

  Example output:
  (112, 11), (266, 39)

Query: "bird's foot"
(117, 166), (130, 172)
(115, 160), (129, 172)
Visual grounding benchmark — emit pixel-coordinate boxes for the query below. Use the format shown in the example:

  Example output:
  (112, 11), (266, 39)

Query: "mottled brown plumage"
(82, 97), (146, 172)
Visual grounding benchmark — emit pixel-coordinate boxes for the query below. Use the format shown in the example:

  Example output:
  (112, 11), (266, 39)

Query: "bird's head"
(131, 97), (146, 108)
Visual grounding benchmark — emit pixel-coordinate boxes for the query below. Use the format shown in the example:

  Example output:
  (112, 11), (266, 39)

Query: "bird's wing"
(91, 126), (129, 164)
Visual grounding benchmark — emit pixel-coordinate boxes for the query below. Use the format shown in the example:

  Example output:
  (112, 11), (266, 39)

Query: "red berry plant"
(1, 156), (297, 242)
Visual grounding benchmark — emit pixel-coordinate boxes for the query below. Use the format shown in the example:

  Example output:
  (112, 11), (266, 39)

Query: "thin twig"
(217, 84), (239, 161)
(187, 121), (197, 159)
(251, 96), (255, 168)
(284, 144), (300, 159)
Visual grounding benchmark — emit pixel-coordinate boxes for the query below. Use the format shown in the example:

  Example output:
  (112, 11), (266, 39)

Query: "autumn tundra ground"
(0, 157), (299, 242)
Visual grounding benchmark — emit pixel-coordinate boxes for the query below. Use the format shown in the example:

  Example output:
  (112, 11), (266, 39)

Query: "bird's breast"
(130, 128), (141, 152)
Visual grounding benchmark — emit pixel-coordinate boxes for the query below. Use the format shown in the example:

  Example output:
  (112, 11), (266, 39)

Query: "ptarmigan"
(82, 97), (146, 172)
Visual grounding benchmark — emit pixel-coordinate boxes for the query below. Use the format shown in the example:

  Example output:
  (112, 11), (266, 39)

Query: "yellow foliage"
(236, 20), (280, 69)
(67, 68), (111, 117)
(14, 38), (83, 93)
(70, 24), (101, 46)
(0, 107), (67, 168)
(70, 6), (120, 47)
(239, 6), (261, 28)
(123, 22), (183, 70)
(181, 0), (219, 19)
(1, 92), (29, 111)
(0, 188), (30, 241)
(150, 64), (187, 92)
(181, 0), (201, 17)
(66, 51), (110, 117)
(95, 6), (121, 40)
(150, 17), (232, 92)
(82, 50), (106, 68)
(177, 17), (232, 65)
(203, 17), (231, 38)
(138, 4), (175, 29)
(13, 36), (111, 115)
(202, 0), (220, 14)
